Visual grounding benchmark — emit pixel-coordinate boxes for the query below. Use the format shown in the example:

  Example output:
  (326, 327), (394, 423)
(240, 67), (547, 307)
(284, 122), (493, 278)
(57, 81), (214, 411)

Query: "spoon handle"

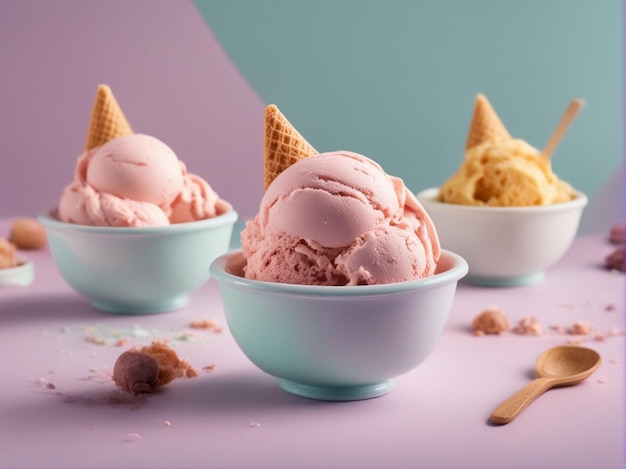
(490, 377), (554, 425)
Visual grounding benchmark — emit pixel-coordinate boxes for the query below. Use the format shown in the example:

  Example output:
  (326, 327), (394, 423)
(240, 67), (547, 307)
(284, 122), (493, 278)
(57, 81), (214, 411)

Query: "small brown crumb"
(113, 351), (160, 395)
(609, 223), (625, 244)
(568, 321), (593, 335)
(111, 340), (201, 395)
(605, 246), (625, 272)
(202, 364), (217, 372)
(472, 306), (510, 335)
(9, 218), (47, 249)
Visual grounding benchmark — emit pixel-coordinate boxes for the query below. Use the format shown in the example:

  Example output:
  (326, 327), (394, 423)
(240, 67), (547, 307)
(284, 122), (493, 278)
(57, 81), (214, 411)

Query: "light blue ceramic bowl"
(39, 209), (238, 314)
(210, 249), (468, 401)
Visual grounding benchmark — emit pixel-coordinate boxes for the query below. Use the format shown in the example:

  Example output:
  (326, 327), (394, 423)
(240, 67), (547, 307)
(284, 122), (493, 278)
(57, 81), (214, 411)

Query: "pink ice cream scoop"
(242, 151), (440, 285)
(58, 134), (229, 227)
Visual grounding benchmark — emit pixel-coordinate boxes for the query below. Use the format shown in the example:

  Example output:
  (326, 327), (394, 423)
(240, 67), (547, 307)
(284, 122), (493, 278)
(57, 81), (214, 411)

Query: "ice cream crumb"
(164, 420), (172, 427)
(125, 432), (142, 442)
(472, 306), (510, 335)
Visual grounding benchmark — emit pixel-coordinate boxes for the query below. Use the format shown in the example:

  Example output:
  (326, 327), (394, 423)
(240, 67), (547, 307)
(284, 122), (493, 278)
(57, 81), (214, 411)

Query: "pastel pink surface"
(243, 152), (440, 285)
(0, 217), (623, 468)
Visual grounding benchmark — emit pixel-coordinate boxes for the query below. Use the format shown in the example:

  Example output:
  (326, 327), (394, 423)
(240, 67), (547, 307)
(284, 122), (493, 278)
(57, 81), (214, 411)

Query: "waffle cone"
(264, 104), (317, 191)
(465, 94), (510, 151)
(84, 85), (133, 151)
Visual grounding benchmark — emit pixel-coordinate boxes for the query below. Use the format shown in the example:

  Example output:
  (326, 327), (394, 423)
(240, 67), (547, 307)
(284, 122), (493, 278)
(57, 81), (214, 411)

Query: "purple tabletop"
(0, 218), (623, 469)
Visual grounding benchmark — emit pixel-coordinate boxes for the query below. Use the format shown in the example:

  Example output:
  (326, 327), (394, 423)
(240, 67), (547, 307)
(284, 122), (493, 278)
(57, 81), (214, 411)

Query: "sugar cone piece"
(465, 94), (510, 151)
(264, 104), (317, 191)
(84, 84), (133, 151)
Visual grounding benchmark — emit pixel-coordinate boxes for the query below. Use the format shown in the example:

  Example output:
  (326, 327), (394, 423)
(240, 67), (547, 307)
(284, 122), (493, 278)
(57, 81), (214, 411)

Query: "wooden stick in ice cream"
(542, 99), (585, 159)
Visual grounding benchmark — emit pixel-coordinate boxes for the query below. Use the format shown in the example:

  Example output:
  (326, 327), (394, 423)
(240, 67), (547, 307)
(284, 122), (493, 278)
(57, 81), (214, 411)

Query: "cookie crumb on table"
(472, 306), (510, 335)
(112, 340), (199, 395)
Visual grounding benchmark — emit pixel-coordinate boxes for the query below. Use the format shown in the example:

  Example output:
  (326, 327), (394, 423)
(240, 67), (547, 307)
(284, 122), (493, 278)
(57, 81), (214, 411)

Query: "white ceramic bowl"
(416, 188), (587, 287)
(0, 261), (34, 287)
(39, 209), (238, 314)
(210, 249), (468, 401)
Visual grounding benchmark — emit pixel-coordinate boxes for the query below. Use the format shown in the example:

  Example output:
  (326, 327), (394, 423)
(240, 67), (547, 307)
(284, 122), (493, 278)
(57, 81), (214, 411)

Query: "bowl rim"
(210, 249), (468, 297)
(38, 208), (238, 234)
(416, 187), (588, 213)
(0, 260), (34, 286)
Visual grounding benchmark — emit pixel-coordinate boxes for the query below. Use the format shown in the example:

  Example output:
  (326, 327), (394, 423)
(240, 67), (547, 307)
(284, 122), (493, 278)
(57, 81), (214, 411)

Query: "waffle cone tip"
(263, 104), (317, 191)
(84, 84), (133, 151)
(465, 93), (510, 151)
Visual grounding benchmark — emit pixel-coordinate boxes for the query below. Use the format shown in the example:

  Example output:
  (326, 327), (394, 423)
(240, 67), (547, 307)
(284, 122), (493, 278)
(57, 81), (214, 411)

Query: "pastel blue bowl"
(210, 249), (468, 401)
(39, 209), (238, 314)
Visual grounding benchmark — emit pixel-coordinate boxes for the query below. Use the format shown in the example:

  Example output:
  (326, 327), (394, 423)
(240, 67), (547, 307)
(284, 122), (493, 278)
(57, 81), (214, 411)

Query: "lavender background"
(0, 0), (623, 233)
(0, 0), (265, 220)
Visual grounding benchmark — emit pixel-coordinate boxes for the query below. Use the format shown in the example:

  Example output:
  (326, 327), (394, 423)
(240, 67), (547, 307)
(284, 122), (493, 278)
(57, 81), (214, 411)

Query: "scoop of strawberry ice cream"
(242, 151), (440, 285)
(58, 134), (229, 227)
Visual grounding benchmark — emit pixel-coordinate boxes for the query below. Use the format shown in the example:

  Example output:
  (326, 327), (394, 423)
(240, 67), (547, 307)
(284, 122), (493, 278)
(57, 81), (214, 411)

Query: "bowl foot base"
(466, 271), (545, 287)
(278, 378), (395, 401)
(90, 294), (189, 314)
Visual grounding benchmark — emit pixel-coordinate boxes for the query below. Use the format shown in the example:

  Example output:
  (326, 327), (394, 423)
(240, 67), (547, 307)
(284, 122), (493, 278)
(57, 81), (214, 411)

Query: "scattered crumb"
(604, 303), (617, 312)
(472, 306), (509, 335)
(248, 422), (261, 428)
(609, 358), (620, 364)
(85, 335), (107, 345)
(9, 217), (47, 249)
(202, 364), (217, 372)
(605, 247), (625, 272)
(125, 432), (142, 442)
(609, 223), (625, 245)
(512, 317), (543, 335)
(568, 321), (593, 335)
(114, 338), (130, 347)
(112, 340), (199, 395)
(597, 377), (606, 384)
(164, 420), (172, 427)
(190, 319), (223, 332)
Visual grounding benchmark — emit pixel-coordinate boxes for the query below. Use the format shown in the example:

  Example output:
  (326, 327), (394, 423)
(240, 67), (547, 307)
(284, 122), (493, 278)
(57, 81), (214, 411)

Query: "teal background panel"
(195, 0), (623, 203)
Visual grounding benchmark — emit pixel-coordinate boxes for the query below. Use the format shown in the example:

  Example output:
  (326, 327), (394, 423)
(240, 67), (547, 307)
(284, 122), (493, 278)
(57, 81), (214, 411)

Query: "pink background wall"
(0, 0), (265, 219)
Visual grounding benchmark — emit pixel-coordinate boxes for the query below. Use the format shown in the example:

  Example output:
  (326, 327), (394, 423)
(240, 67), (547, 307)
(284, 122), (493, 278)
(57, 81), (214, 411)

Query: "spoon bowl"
(490, 346), (601, 425)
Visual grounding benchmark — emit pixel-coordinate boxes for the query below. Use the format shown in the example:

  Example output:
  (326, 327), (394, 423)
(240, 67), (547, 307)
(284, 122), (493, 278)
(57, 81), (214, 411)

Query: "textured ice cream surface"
(58, 134), (229, 227)
(440, 139), (576, 207)
(242, 151), (440, 286)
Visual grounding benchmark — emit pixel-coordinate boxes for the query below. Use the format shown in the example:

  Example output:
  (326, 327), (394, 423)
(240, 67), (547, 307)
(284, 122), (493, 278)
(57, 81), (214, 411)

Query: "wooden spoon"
(490, 345), (601, 425)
